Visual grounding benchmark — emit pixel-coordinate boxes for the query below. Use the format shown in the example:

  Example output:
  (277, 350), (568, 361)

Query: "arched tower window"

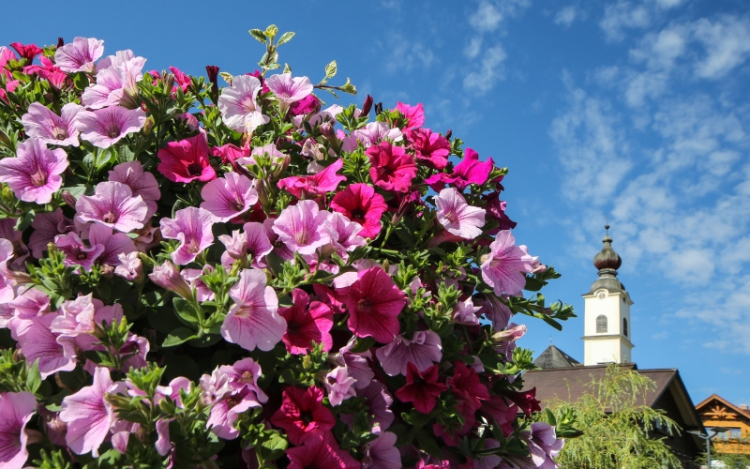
(596, 315), (608, 333)
(622, 318), (628, 337)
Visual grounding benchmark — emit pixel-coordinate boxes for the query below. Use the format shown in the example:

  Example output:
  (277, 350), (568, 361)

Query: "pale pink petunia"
(341, 121), (403, 151)
(216, 357), (269, 404)
(525, 422), (564, 469)
(54, 36), (104, 73)
(50, 293), (97, 337)
(82, 51), (145, 109)
(220, 269), (285, 352)
(219, 222), (273, 270)
(159, 207), (215, 265)
(480, 231), (539, 297)
(200, 172), (258, 222)
(218, 75), (269, 133)
(8, 288), (50, 320)
(359, 381), (394, 429)
(272, 200), (331, 255)
(149, 261), (193, 299)
(375, 330), (442, 376)
(338, 336), (374, 389)
(54, 231), (104, 270)
(0, 391), (36, 469)
(60, 367), (117, 457)
(0, 138), (68, 205)
(453, 297), (481, 326)
(478, 294), (512, 330)
(108, 161), (160, 218)
(75, 181), (148, 233)
(434, 187), (485, 239)
(21, 102), (82, 147)
(363, 430), (401, 469)
(324, 366), (357, 406)
(29, 208), (75, 258)
(326, 212), (366, 258)
(181, 267), (214, 302)
(87, 223), (137, 267)
(14, 313), (76, 378)
(114, 251), (142, 281)
(266, 73), (314, 112)
(76, 106), (146, 148)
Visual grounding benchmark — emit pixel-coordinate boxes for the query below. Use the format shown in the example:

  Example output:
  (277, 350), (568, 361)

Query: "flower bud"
(142, 116), (155, 135)
(149, 261), (194, 300)
(445, 129), (452, 140)
(206, 65), (220, 95)
(375, 102), (383, 115)
(0, 128), (11, 148)
(57, 37), (65, 48)
(361, 94), (374, 117)
(61, 190), (77, 208)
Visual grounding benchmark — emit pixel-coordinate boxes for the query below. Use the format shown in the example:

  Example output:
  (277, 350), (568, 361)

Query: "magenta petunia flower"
(60, 367), (117, 457)
(279, 288), (333, 355)
(266, 73), (314, 113)
(21, 102), (82, 147)
(395, 101), (425, 129)
(54, 231), (104, 270)
(87, 223), (137, 267)
(269, 386), (335, 445)
(218, 75), (270, 133)
(375, 330), (442, 376)
(200, 172), (258, 222)
(219, 222), (273, 270)
(272, 200), (331, 255)
(339, 266), (405, 344)
(76, 106), (146, 149)
(434, 187), (485, 240)
(10, 42), (43, 62)
(159, 207), (215, 265)
(75, 181), (148, 233)
(29, 208), (75, 258)
(277, 158), (346, 199)
(425, 148), (493, 192)
(0, 138), (68, 205)
(0, 391), (36, 469)
(108, 161), (160, 218)
(54, 37), (104, 74)
(14, 313), (76, 379)
(330, 183), (388, 238)
(395, 362), (446, 414)
(480, 230), (539, 297)
(407, 127), (451, 170)
(81, 51), (145, 109)
(157, 133), (217, 183)
(220, 269), (285, 352)
(366, 141), (418, 193)
(287, 432), (361, 469)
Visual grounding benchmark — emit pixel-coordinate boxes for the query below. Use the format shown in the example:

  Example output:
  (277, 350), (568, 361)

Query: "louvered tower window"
(596, 315), (607, 333)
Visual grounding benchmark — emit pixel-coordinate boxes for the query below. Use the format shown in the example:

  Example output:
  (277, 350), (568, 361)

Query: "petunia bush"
(0, 25), (577, 469)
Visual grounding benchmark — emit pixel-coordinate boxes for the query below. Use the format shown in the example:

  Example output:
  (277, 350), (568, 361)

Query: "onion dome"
(589, 225), (626, 293)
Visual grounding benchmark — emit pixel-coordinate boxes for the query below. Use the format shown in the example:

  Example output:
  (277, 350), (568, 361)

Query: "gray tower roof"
(588, 225), (626, 294)
(534, 345), (581, 369)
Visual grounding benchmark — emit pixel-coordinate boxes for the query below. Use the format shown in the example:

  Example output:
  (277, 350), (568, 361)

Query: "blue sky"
(3, 0), (750, 407)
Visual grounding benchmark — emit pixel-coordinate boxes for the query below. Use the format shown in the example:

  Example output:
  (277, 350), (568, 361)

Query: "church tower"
(582, 226), (634, 366)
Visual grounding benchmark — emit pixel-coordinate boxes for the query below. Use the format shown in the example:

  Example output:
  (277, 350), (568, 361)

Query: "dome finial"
(594, 225), (621, 272)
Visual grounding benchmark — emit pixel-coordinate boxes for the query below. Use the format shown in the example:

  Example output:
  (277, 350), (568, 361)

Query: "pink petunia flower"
(200, 172), (258, 222)
(339, 266), (405, 344)
(149, 261), (193, 299)
(216, 357), (269, 404)
(181, 267), (214, 302)
(218, 75), (270, 133)
(21, 102), (83, 147)
(87, 223), (137, 267)
(425, 148), (493, 191)
(366, 141), (418, 193)
(272, 200), (331, 255)
(277, 158), (346, 198)
(330, 183), (388, 238)
(157, 133), (217, 183)
(54, 231), (104, 270)
(269, 386), (336, 445)
(359, 381), (394, 429)
(108, 161), (160, 219)
(54, 36), (104, 73)
(0, 138), (68, 205)
(219, 222), (273, 270)
(341, 122), (403, 151)
(395, 102), (425, 129)
(525, 422), (564, 468)
(453, 297), (482, 326)
(0, 391), (36, 469)
(483, 191), (517, 231)
(480, 231), (539, 297)
(76, 106), (146, 148)
(266, 73), (314, 113)
(326, 212), (367, 258)
(29, 208), (75, 258)
(279, 288), (333, 355)
(159, 207), (215, 265)
(324, 366), (357, 406)
(206, 386), (262, 440)
(434, 187), (485, 240)
(49, 293), (97, 337)
(14, 313), (76, 378)
(362, 430), (401, 469)
(60, 367), (117, 457)
(395, 363), (446, 414)
(114, 251), (142, 281)
(10, 42), (43, 62)
(287, 432), (361, 469)
(375, 330), (442, 376)
(220, 269), (285, 351)
(81, 50), (145, 109)
(407, 127), (450, 170)
(75, 181), (148, 233)
(0, 219), (29, 271)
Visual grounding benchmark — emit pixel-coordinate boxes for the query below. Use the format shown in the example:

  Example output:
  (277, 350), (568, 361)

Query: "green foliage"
(544, 364), (683, 468)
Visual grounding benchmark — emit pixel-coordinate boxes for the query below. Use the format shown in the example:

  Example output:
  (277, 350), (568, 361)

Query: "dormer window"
(596, 315), (608, 333)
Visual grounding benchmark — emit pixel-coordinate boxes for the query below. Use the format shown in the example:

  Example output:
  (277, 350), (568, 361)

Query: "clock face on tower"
(597, 291), (606, 299)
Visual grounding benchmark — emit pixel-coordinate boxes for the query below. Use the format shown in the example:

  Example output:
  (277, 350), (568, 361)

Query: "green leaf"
(173, 297), (201, 327)
(324, 60), (337, 79)
(541, 315), (563, 331)
(350, 337), (376, 353)
(25, 360), (42, 393)
(249, 29), (267, 43)
(163, 327), (198, 347)
(219, 72), (234, 85)
(15, 210), (35, 232)
(415, 430), (442, 458)
(276, 31), (295, 46)
(265, 24), (279, 40)
(73, 73), (89, 90)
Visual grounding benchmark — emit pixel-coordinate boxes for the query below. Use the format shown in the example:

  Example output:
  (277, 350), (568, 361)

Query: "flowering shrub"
(0, 25), (576, 469)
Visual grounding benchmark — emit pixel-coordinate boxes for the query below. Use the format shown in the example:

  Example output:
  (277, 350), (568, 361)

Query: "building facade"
(695, 394), (750, 458)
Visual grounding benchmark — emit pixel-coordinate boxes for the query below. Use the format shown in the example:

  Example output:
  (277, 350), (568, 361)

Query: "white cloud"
(383, 35), (435, 74)
(469, 0), (505, 33)
(464, 36), (483, 59)
(555, 6), (578, 28)
(651, 0), (685, 9)
(463, 46), (508, 93)
(600, 0), (651, 42)
(693, 15), (750, 79)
